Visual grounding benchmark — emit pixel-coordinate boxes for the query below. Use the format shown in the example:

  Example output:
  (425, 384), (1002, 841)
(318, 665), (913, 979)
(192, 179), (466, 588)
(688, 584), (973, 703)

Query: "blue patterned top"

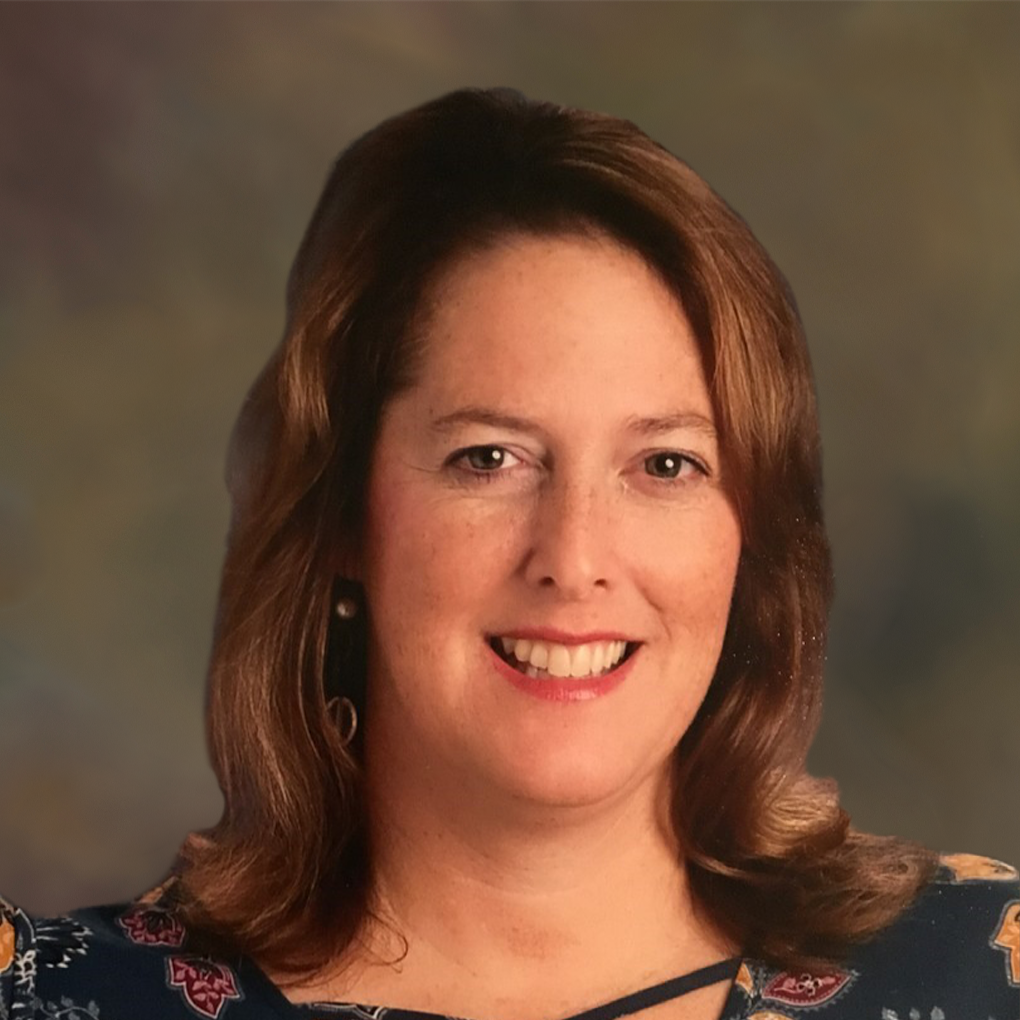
(2, 854), (1017, 1020)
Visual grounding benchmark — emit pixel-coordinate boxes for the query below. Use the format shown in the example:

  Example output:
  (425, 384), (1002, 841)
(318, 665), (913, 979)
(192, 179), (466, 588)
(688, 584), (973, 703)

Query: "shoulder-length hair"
(173, 87), (936, 977)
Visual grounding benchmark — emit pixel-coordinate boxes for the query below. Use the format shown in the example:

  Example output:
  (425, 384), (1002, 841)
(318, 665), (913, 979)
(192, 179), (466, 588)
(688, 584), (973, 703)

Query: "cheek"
(363, 478), (518, 623)
(650, 510), (742, 639)
(696, 521), (742, 606)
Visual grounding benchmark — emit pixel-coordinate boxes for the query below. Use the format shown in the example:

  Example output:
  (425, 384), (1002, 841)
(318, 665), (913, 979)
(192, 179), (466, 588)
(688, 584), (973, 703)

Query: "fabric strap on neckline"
(557, 958), (742, 1020)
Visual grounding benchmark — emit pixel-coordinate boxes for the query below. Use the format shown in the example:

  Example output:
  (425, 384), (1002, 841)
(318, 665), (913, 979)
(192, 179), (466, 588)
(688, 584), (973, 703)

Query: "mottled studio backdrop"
(0, 3), (1017, 913)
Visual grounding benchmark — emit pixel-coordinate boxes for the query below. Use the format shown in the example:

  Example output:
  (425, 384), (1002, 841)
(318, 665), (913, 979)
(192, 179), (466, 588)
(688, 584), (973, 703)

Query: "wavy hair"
(172, 87), (937, 977)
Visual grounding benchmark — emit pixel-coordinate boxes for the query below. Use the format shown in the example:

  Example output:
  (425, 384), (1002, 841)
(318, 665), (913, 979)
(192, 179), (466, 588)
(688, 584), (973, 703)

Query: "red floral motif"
(762, 968), (854, 1006)
(118, 905), (186, 947)
(167, 956), (242, 1018)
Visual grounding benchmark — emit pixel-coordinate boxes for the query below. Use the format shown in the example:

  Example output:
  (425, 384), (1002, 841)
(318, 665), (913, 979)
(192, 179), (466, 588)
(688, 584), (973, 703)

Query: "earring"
(328, 695), (358, 746)
(335, 595), (358, 619)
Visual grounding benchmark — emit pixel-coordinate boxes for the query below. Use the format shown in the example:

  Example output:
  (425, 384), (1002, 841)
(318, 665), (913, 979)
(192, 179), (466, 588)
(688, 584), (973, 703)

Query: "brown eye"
(447, 445), (526, 484)
(463, 446), (508, 471)
(646, 452), (682, 478)
(644, 452), (702, 480)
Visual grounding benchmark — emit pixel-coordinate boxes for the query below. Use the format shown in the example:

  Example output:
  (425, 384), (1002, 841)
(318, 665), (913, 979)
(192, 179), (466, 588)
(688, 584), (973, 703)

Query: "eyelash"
(447, 445), (709, 486)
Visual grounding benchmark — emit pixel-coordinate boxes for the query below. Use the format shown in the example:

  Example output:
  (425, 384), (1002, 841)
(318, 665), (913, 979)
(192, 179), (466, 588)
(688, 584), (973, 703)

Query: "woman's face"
(355, 232), (741, 814)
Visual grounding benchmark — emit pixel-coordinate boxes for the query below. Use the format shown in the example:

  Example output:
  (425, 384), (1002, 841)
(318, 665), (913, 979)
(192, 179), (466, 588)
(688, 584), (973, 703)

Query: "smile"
(488, 636), (639, 680)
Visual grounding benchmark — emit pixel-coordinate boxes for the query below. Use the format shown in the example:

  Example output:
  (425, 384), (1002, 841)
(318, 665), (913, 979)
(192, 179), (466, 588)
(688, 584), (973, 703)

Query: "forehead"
(407, 231), (710, 415)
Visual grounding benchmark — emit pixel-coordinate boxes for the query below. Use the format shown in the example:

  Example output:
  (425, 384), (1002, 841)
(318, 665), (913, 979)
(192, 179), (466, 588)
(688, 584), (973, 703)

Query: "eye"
(449, 445), (523, 479)
(643, 451), (706, 481)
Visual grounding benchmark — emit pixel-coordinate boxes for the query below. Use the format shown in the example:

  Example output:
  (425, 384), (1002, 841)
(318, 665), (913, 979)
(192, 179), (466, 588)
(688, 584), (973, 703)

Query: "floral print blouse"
(2, 854), (1017, 1020)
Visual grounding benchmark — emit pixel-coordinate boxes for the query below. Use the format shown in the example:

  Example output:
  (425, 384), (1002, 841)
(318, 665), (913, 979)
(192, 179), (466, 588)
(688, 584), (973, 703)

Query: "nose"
(523, 472), (614, 599)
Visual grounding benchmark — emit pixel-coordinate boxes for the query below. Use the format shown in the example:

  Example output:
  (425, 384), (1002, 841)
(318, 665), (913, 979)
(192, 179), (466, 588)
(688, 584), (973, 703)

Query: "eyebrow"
(429, 406), (718, 441)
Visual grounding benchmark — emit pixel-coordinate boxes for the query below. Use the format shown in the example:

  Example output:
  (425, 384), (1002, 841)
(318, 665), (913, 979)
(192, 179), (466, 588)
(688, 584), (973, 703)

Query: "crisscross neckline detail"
(294, 956), (742, 1020)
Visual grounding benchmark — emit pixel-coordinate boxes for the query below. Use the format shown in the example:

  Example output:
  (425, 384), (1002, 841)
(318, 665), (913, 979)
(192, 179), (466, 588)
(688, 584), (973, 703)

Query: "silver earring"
(328, 695), (358, 745)
(335, 596), (358, 619)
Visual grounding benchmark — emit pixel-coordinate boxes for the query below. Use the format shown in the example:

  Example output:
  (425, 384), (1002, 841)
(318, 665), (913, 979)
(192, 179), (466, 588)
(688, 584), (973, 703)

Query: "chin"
(487, 740), (663, 813)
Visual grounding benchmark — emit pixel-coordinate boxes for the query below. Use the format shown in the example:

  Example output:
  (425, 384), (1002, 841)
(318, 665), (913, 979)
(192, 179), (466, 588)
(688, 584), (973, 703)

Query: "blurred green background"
(1, 3), (1017, 914)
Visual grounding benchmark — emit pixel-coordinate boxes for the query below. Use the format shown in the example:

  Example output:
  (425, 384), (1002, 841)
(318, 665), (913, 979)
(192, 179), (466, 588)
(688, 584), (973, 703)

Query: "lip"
(486, 638), (639, 702)
(488, 627), (638, 645)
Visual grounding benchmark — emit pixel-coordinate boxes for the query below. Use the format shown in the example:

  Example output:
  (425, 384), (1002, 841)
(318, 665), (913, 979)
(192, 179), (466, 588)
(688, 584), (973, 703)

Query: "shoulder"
(863, 853), (1018, 1011)
(897, 852), (1020, 980)
(730, 854), (1019, 1020)
(865, 854), (1019, 988)
(1, 891), (288, 1019)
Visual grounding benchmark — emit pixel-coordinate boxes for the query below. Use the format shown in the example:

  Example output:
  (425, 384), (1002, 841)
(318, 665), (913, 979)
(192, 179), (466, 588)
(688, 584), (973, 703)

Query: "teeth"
(569, 644), (591, 678)
(496, 637), (630, 679)
(528, 642), (549, 669)
(547, 644), (572, 677)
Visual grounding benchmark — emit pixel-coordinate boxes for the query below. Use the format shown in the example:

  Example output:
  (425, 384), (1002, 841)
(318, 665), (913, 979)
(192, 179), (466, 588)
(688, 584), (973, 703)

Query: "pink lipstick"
(486, 639), (638, 702)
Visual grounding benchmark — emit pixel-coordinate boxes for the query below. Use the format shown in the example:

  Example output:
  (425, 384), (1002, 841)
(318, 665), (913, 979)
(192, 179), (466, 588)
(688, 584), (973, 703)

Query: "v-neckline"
(240, 953), (748, 1020)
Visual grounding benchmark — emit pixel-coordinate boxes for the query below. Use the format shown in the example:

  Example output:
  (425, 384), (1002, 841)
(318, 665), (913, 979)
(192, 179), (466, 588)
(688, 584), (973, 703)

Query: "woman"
(2, 88), (1017, 1020)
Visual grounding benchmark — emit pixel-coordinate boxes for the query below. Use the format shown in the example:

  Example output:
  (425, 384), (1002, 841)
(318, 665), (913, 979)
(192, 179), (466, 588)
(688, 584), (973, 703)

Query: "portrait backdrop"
(0, 2), (1017, 913)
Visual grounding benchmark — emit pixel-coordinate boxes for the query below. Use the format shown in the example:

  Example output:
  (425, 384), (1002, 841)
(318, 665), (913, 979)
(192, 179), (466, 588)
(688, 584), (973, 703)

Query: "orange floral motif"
(0, 916), (14, 973)
(991, 900), (1020, 987)
(735, 962), (754, 995)
(941, 853), (1018, 882)
(748, 1012), (795, 1020)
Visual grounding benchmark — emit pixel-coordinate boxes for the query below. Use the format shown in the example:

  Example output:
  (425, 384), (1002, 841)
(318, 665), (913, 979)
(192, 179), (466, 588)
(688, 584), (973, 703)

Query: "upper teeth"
(498, 637), (629, 678)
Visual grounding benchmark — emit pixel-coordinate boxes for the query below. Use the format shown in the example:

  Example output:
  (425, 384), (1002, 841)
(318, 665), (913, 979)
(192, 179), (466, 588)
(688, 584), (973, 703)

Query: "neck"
(349, 730), (733, 1009)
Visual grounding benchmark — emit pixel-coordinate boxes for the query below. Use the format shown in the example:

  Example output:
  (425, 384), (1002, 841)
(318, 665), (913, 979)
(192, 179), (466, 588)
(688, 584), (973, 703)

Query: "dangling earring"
(328, 695), (358, 746)
(328, 578), (361, 746)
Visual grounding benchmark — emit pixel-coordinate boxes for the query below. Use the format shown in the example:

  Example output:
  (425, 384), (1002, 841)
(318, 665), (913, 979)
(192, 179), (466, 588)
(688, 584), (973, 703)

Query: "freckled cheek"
(645, 517), (741, 637)
(364, 482), (517, 618)
(693, 527), (743, 632)
(420, 526), (509, 615)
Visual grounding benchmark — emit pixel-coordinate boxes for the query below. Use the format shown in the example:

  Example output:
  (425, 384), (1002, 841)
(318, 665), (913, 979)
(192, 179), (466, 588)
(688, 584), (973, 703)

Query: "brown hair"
(173, 87), (937, 977)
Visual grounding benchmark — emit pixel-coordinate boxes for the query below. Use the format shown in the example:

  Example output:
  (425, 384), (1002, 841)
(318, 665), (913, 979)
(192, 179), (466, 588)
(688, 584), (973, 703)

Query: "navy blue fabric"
(554, 958), (740, 1020)
(2, 855), (1017, 1020)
